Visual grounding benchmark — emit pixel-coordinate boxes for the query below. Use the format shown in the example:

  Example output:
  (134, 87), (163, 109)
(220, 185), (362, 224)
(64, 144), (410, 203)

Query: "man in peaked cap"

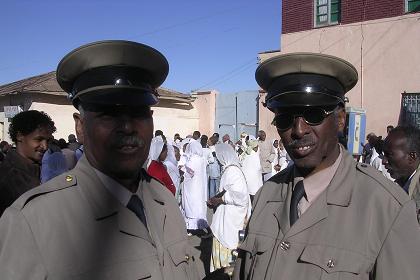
(233, 53), (420, 280)
(0, 40), (200, 280)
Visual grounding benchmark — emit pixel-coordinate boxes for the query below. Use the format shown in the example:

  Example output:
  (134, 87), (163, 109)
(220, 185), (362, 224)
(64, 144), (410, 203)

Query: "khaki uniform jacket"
(0, 156), (200, 280)
(233, 151), (420, 280)
(258, 140), (275, 174)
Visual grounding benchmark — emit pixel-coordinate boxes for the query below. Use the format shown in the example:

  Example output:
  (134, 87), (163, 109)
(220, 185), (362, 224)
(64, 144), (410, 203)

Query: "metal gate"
(215, 90), (258, 141)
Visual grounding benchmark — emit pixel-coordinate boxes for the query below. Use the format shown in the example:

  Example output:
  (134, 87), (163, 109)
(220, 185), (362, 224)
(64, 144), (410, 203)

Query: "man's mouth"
(291, 144), (315, 157)
(116, 144), (140, 154)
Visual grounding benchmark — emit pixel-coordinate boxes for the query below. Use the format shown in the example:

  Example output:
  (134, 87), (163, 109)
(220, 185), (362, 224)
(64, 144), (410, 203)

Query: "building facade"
(0, 72), (213, 143)
(258, 0), (420, 138)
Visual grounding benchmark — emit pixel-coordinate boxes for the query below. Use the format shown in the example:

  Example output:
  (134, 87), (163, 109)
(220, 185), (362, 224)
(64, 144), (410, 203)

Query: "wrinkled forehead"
(385, 132), (409, 149)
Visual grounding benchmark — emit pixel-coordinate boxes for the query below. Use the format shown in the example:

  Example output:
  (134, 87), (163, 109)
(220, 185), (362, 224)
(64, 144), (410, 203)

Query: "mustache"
(286, 137), (315, 149)
(112, 136), (146, 148)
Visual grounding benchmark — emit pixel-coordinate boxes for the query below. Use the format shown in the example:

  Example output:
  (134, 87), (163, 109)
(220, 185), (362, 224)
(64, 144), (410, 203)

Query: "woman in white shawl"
(181, 140), (209, 233)
(164, 143), (182, 202)
(241, 139), (263, 202)
(208, 143), (250, 271)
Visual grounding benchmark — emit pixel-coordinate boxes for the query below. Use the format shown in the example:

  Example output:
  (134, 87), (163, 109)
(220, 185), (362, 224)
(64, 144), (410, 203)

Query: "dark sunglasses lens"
(303, 108), (326, 125)
(273, 114), (294, 130)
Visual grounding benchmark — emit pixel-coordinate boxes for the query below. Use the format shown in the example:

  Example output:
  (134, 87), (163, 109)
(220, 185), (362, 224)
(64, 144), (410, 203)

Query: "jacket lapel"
(284, 191), (328, 238)
(273, 180), (292, 235)
(73, 156), (119, 220)
(74, 156), (153, 242)
(118, 204), (154, 242)
(284, 151), (355, 238)
(141, 178), (167, 263)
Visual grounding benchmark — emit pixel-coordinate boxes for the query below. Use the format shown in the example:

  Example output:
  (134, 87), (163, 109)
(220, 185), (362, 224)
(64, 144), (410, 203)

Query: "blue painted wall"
(215, 90), (258, 141)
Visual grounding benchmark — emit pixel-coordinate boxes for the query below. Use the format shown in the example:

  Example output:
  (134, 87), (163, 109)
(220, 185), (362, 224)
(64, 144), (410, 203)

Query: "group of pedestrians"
(0, 40), (419, 280)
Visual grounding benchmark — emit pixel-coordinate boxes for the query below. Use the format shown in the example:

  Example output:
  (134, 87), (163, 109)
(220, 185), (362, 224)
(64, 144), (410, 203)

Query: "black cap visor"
(266, 91), (343, 111)
(74, 86), (158, 108)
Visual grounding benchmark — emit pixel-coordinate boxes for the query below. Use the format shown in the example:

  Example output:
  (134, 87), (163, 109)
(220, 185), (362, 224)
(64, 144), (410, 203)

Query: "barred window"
(399, 92), (420, 128)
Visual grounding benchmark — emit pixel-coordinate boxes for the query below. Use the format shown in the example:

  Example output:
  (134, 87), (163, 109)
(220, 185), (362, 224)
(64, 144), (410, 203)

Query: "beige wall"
(259, 13), (420, 137)
(257, 91), (279, 142)
(1, 93), (211, 144)
(283, 14), (420, 136)
(191, 90), (217, 137)
(153, 101), (199, 139)
(30, 102), (78, 141)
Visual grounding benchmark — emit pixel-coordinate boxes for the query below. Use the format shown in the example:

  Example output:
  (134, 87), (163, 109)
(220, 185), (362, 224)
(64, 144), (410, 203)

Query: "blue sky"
(0, 0), (282, 94)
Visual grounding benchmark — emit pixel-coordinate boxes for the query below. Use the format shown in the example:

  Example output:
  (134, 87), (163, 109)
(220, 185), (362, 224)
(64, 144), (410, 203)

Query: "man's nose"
(40, 140), (48, 151)
(291, 117), (310, 138)
(118, 116), (135, 133)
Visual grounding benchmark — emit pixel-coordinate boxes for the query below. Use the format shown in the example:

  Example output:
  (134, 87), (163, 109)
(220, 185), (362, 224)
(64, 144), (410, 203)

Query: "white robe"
(181, 141), (208, 229)
(164, 144), (181, 201)
(242, 150), (263, 195)
(211, 143), (250, 249)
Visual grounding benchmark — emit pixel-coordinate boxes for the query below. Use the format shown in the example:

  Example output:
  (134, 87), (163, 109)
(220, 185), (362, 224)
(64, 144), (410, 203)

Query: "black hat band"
(71, 65), (155, 98)
(266, 73), (345, 103)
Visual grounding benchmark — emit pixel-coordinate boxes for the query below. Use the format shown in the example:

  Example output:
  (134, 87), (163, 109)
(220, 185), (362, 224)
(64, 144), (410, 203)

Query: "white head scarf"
(180, 137), (192, 153)
(185, 140), (203, 157)
(165, 144), (178, 166)
(215, 143), (240, 169)
(147, 136), (165, 167)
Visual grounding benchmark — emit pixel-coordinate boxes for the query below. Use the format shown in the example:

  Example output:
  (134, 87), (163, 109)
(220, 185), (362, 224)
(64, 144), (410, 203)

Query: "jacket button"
(185, 255), (190, 261)
(65, 175), (73, 182)
(327, 259), (335, 268)
(280, 241), (290, 251)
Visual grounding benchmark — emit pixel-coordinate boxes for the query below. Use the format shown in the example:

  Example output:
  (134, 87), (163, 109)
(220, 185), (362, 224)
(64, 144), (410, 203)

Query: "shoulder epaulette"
(356, 162), (408, 205)
(12, 173), (78, 210)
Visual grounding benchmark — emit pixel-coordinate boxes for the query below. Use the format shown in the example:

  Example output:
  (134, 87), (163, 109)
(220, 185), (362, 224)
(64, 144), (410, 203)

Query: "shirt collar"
(94, 168), (142, 207)
(403, 169), (417, 193)
(294, 145), (343, 204)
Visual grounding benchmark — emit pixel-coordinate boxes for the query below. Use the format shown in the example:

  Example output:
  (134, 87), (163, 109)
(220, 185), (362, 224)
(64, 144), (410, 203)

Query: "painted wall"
(259, 13), (420, 137)
(0, 93), (206, 144)
(191, 91), (217, 137)
(153, 99), (200, 139)
(257, 91), (280, 143)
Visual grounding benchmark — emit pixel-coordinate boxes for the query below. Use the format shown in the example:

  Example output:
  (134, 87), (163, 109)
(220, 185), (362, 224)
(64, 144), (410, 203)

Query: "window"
(406, 0), (420, 12)
(314, 0), (340, 27)
(399, 92), (420, 128)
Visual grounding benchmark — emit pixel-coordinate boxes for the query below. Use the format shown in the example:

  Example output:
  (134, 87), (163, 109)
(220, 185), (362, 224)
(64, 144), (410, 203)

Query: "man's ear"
(73, 113), (84, 145)
(16, 132), (24, 143)
(337, 107), (346, 133)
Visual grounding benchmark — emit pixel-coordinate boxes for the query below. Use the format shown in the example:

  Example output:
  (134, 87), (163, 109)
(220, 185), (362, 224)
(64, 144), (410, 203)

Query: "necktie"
(290, 180), (306, 226)
(127, 195), (148, 229)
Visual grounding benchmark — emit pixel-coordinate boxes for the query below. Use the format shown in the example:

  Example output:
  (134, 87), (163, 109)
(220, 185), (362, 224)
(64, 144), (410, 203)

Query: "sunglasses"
(272, 106), (337, 131)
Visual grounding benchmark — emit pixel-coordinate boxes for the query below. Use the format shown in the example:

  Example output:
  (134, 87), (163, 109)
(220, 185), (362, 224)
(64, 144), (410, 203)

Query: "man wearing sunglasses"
(233, 53), (420, 280)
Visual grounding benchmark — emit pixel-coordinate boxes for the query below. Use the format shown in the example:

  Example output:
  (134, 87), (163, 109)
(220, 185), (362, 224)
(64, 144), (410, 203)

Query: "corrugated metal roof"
(0, 71), (194, 103)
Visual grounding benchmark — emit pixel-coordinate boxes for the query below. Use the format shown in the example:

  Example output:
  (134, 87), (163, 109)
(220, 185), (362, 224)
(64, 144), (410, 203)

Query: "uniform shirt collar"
(403, 169), (417, 193)
(94, 168), (142, 207)
(294, 145), (343, 204)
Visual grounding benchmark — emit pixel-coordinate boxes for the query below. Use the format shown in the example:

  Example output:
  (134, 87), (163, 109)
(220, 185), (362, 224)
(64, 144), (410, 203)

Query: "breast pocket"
(238, 233), (277, 280)
(167, 240), (200, 280)
(299, 245), (371, 280)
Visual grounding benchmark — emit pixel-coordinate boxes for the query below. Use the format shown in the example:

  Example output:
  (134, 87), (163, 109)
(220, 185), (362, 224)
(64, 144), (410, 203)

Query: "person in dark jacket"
(0, 110), (55, 215)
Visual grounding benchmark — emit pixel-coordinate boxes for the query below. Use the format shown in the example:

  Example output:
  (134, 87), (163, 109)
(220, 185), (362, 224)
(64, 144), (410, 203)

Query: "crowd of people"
(0, 40), (419, 279)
